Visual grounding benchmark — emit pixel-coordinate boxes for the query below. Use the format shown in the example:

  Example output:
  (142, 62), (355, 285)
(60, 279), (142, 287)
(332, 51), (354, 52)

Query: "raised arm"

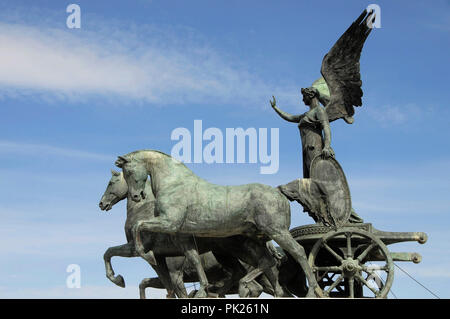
(270, 96), (302, 123)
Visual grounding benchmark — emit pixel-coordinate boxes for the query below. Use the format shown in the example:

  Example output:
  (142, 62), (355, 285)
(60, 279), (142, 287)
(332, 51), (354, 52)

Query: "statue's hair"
(301, 86), (330, 106)
(301, 87), (319, 99)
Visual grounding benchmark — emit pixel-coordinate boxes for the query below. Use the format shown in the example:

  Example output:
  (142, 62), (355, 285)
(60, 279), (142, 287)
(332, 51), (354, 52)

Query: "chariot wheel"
(308, 227), (394, 298)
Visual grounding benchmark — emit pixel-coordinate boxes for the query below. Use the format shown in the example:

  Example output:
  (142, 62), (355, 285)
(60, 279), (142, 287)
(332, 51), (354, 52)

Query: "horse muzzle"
(99, 201), (112, 211)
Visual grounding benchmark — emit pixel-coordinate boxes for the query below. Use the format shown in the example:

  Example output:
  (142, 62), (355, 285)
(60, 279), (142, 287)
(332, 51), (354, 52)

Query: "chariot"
(276, 156), (428, 298)
(282, 222), (428, 298)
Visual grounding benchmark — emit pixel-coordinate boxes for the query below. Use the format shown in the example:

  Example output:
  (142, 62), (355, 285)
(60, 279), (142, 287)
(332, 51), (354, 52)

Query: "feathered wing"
(320, 9), (375, 123)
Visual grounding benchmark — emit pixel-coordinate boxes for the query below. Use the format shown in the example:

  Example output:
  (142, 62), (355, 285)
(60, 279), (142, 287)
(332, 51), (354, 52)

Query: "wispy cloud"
(0, 213), (122, 257)
(363, 103), (435, 126)
(0, 14), (296, 107)
(0, 140), (113, 161)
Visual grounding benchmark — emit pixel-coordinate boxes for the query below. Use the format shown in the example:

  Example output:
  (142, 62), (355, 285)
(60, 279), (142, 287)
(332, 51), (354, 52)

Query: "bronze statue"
(99, 9), (428, 299)
(99, 169), (287, 298)
(271, 9), (375, 173)
(271, 9), (375, 225)
(115, 150), (321, 297)
(270, 88), (334, 179)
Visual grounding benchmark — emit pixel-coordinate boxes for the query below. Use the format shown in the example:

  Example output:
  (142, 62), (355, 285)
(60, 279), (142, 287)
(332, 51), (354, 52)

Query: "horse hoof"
(194, 289), (208, 298)
(306, 291), (315, 298)
(114, 275), (126, 288)
(306, 286), (323, 298)
(314, 286), (325, 298)
(238, 288), (250, 298)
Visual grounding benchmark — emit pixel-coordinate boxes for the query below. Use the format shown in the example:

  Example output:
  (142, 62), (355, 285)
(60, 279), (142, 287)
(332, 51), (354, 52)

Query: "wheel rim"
(308, 227), (394, 298)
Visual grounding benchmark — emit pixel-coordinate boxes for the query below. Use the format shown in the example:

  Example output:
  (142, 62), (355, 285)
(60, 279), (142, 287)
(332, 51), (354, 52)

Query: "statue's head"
(99, 169), (127, 211)
(301, 87), (319, 107)
(115, 155), (148, 203)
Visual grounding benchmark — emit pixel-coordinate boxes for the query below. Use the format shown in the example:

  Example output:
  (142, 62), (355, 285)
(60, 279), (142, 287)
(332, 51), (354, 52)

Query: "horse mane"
(123, 149), (194, 174)
(120, 149), (264, 189)
(124, 149), (159, 156)
(123, 149), (172, 161)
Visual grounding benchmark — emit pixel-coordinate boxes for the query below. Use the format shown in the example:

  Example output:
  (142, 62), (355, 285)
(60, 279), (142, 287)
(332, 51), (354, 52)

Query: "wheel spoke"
(346, 232), (353, 258)
(348, 277), (355, 298)
(357, 242), (377, 263)
(315, 266), (342, 273)
(355, 273), (379, 296)
(362, 264), (388, 273)
(320, 272), (338, 284)
(323, 242), (344, 263)
(366, 272), (384, 290)
(362, 264), (387, 290)
(326, 274), (344, 294)
(317, 271), (329, 282)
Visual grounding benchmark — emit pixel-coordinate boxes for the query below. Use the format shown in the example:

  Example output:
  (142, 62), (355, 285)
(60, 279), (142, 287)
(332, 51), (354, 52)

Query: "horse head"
(115, 155), (148, 203)
(99, 169), (128, 211)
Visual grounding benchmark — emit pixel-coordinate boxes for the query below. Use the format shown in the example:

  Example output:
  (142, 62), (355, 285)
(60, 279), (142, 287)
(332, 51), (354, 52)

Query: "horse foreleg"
(151, 255), (181, 298)
(212, 253), (246, 297)
(232, 238), (284, 297)
(103, 243), (137, 287)
(139, 276), (177, 299)
(269, 230), (322, 298)
(255, 250), (285, 297)
(134, 217), (182, 263)
(182, 246), (209, 298)
(260, 265), (285, 297)
(139, 277), (166, 299)
(167, 258), (189, 298)
(238, 268), (264, 298)
(168, 269), (188, 298)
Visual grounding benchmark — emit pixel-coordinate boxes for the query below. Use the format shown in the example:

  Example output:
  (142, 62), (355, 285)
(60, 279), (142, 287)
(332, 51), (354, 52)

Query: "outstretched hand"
(270, 96), (276, 108)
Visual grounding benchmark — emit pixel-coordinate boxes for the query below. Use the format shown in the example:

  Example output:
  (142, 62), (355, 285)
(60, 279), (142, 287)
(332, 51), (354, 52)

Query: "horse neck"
(125, 193), (145, 221)
(142, 151), (175, 193)
(126, 194), (135, 214)
(126, 179), (154, 216)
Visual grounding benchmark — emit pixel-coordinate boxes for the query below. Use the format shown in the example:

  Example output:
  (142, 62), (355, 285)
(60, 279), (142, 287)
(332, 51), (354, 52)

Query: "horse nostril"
(99, 202), (103, 208)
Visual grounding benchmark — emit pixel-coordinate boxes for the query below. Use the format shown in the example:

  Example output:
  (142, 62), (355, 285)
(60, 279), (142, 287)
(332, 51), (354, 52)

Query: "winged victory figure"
(271, 9), (376, 225)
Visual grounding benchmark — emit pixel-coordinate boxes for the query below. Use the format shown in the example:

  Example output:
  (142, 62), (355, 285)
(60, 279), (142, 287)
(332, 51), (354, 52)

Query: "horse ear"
(111, 169), (120, 176)
(115, 156), (129, 168)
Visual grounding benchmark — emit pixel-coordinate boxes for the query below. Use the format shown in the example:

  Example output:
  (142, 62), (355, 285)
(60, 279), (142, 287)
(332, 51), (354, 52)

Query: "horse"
(99, 169), (183, 297)
(138, 252), (278, 298)
(115, 149), (321, 297)
(99, 169), (285, 298)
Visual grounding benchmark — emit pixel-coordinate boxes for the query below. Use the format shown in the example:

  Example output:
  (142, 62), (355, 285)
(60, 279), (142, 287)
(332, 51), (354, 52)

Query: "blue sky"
(0, 0), (449, 298)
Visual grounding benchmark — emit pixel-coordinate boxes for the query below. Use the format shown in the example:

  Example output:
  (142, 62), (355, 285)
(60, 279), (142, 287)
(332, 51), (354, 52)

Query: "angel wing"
(320, 9), (375, 124)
